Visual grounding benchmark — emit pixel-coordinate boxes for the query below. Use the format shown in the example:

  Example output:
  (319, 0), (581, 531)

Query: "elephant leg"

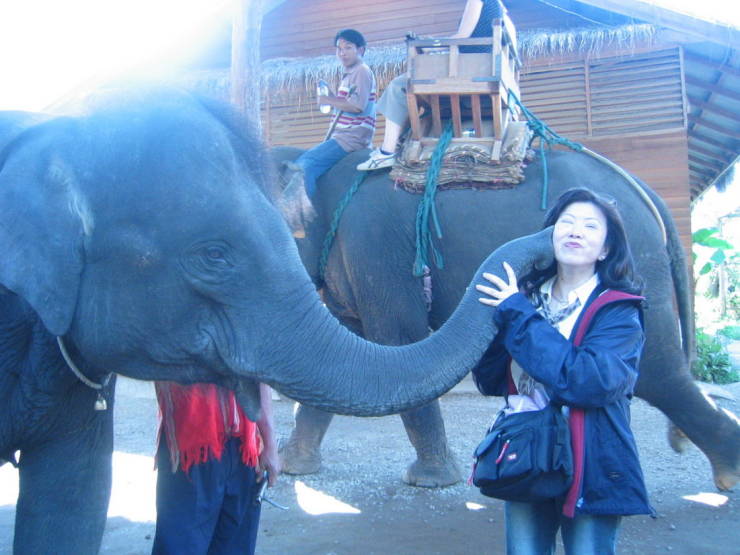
(400, 400), (462, 487)
(279, 301), (365, 475)
(280, 403), (334, 475)
(13, 402), (114, 554)
(637, 304), (740, 490)
(358, 292), (461, 487)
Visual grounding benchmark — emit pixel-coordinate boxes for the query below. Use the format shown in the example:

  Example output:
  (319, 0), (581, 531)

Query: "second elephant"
(275, 146), (740, 491)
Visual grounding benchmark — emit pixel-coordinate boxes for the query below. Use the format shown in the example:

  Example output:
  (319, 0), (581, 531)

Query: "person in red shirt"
(152, 382), (280, 555)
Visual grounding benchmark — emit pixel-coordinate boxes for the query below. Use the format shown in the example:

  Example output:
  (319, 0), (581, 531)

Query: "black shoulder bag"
(472, 403), (573, 502)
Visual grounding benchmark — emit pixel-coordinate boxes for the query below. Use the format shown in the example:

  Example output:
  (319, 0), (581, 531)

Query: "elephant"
(0, 88), (557, 553)
(272, 145), (740, 491)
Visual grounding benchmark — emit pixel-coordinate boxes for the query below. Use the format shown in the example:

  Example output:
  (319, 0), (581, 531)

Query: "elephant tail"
(637, 181), (695, 363)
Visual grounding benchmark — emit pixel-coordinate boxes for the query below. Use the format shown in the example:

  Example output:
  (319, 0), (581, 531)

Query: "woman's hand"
(476, 262), (518, 307)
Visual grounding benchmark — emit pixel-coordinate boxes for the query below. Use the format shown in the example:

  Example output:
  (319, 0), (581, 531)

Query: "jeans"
(505, 500), (621, 555)
(152, 437), (262, 555)
(294, 138), (348, 197)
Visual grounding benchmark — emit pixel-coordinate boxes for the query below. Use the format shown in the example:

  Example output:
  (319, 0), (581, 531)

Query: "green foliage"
(718, 325), (740, 341)
(692, 227), (734, 276)
(692, 329), (738, 384)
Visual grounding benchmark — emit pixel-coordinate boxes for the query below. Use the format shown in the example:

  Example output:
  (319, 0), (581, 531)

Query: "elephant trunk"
(252, 228), (553, 416)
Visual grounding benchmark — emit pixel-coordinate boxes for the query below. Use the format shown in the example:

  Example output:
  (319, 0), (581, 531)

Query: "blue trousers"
(294, 138), (348, 197)
(152, 437), (261, 555)
(505, 500), (621, 555)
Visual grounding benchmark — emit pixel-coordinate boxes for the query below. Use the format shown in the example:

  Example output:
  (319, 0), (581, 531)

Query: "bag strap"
(563, 289), (643, 518)
(572, 290), (643, 346)
(505, 290), (642, 397)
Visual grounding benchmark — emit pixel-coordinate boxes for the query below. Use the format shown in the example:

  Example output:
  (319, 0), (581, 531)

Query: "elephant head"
(0, 88), (553, 420)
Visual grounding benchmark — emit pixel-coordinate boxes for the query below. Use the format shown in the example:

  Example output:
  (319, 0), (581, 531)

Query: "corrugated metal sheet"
(682, 43), (740, 199)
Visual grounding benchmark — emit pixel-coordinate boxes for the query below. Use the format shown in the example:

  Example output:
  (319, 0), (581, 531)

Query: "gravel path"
(1, 377), (738, 554)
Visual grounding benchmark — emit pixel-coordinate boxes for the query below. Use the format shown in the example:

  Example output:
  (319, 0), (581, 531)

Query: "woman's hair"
(522, 187), (644, 295)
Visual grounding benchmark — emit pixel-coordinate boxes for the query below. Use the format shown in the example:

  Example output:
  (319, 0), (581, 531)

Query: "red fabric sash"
(561, 290), (643, 517)
(156, 382), (261, 474)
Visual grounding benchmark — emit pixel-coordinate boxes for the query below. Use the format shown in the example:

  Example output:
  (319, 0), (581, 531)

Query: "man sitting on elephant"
(357, 0), (502, 171)
(284, 28), (377, 208)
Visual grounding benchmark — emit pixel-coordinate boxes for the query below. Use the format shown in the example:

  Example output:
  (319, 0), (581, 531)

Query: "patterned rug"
(390, 121), (534, 193)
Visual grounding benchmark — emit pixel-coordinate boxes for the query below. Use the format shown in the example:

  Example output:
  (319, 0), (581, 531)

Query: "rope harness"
(318, 171), (367, 283)
(507, 91), (584, 210)
(413, 122), (454, 277)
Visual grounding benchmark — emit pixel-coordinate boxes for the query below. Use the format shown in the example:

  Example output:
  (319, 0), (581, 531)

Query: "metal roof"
(682, 42), (740, 198)
(561, 0), (739, 198)
(509, 0), (740, 199)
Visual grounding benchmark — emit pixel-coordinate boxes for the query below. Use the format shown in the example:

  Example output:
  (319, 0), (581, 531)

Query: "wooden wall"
(578, 132), (692, 255)
(260, 0), (633, 60)
(520, 48), (686, 137)
(262, 0), (464, 59)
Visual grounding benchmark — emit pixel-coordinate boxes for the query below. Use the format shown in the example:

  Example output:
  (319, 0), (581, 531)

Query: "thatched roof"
(179, 23), (658, 100)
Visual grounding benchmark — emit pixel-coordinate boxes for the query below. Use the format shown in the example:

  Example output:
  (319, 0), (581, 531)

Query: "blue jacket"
(472, 285), (653, 516)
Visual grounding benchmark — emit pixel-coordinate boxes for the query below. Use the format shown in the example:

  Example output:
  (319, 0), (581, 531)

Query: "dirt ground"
(1, 377), (738, 554)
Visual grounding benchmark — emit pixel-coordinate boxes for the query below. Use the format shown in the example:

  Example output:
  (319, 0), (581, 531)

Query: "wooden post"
(230, 0), (264, 134)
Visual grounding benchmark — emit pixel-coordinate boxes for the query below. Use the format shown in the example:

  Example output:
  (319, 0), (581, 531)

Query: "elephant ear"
(0, 129), (86, 336)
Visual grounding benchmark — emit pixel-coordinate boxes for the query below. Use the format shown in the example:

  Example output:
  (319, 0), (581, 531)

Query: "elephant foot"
(667, 421), (690, 453)
(402, 454), (462, 488)
(279, 439), (322, 475)
(711, 458), (739, 491)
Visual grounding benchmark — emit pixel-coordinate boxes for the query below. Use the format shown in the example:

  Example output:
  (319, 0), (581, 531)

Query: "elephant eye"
(195, 243), (233, 269)
(205, 246), (225, 260)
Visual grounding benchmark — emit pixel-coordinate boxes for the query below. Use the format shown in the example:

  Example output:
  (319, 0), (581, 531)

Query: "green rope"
(317, 93), (582, 282)
(318, 171), (367, 284)
(413, 122), (454, 277)
(507, 91), (584, 210)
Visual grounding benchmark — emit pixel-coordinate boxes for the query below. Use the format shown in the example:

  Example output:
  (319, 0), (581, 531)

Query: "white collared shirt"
(505, 273), (600, 413)
(539, 273), (600, 339)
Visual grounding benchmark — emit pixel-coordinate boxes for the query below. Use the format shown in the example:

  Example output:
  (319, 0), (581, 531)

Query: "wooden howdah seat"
(403, 7), (521, 163)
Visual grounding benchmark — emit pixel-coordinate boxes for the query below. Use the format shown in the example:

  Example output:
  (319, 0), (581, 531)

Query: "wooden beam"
(570, 0), (740, 47)
(689, 143), (732, 165)
(688, 115), (740, 141)
(231, 0), (264, 132)
(450, 94), (463, 138)
(688, 163), (716, 178)
(684, 76), (740, 103)
(690, 131), (738, 155)
(687, 95), (740, 125)
(683, 51), (740, 81)
(689, 155), (724, 171)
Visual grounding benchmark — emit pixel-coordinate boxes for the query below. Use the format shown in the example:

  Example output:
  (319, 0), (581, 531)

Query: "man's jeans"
(294, 138), (348, 197)
(505, 500), (621, 554)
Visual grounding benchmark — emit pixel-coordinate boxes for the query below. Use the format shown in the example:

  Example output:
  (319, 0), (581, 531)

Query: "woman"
(356, 0), (503, 171)
(473, 188), (652, 554)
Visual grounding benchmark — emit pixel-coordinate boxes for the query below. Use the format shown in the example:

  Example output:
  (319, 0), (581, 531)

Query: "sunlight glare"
(0, 0), (232, 111)
(682, 492), (729, 507)
(0, 456), (19, 507)
(107, 451), (157, 522)
(294, 481), (362, 516)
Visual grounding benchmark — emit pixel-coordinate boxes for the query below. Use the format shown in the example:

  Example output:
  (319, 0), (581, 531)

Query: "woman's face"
(552, 201), (608, 273)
